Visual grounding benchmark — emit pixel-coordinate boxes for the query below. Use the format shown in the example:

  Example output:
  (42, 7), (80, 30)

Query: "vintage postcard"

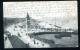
(3, 1), (78, 48)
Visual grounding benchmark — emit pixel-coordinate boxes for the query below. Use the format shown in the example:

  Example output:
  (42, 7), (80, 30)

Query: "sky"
(3, 1), (78, 29)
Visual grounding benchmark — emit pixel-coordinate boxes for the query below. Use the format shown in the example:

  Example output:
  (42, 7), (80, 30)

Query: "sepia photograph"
(3, 1), (78, 48)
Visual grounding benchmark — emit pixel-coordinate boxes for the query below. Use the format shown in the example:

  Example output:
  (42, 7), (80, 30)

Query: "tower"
(26, 12), (31, 30)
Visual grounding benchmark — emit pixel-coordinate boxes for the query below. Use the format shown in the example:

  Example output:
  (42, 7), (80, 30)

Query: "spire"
(27, 12), (30, 20)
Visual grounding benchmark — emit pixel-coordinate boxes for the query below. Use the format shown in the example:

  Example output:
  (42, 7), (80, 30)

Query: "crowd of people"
(5, 22), (50, 48)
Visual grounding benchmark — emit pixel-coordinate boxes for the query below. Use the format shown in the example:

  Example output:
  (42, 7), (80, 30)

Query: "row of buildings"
(24, 13), (74, 33)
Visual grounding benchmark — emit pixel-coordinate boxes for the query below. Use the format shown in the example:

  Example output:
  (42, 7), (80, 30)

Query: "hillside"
(3, 18), (26, 29)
